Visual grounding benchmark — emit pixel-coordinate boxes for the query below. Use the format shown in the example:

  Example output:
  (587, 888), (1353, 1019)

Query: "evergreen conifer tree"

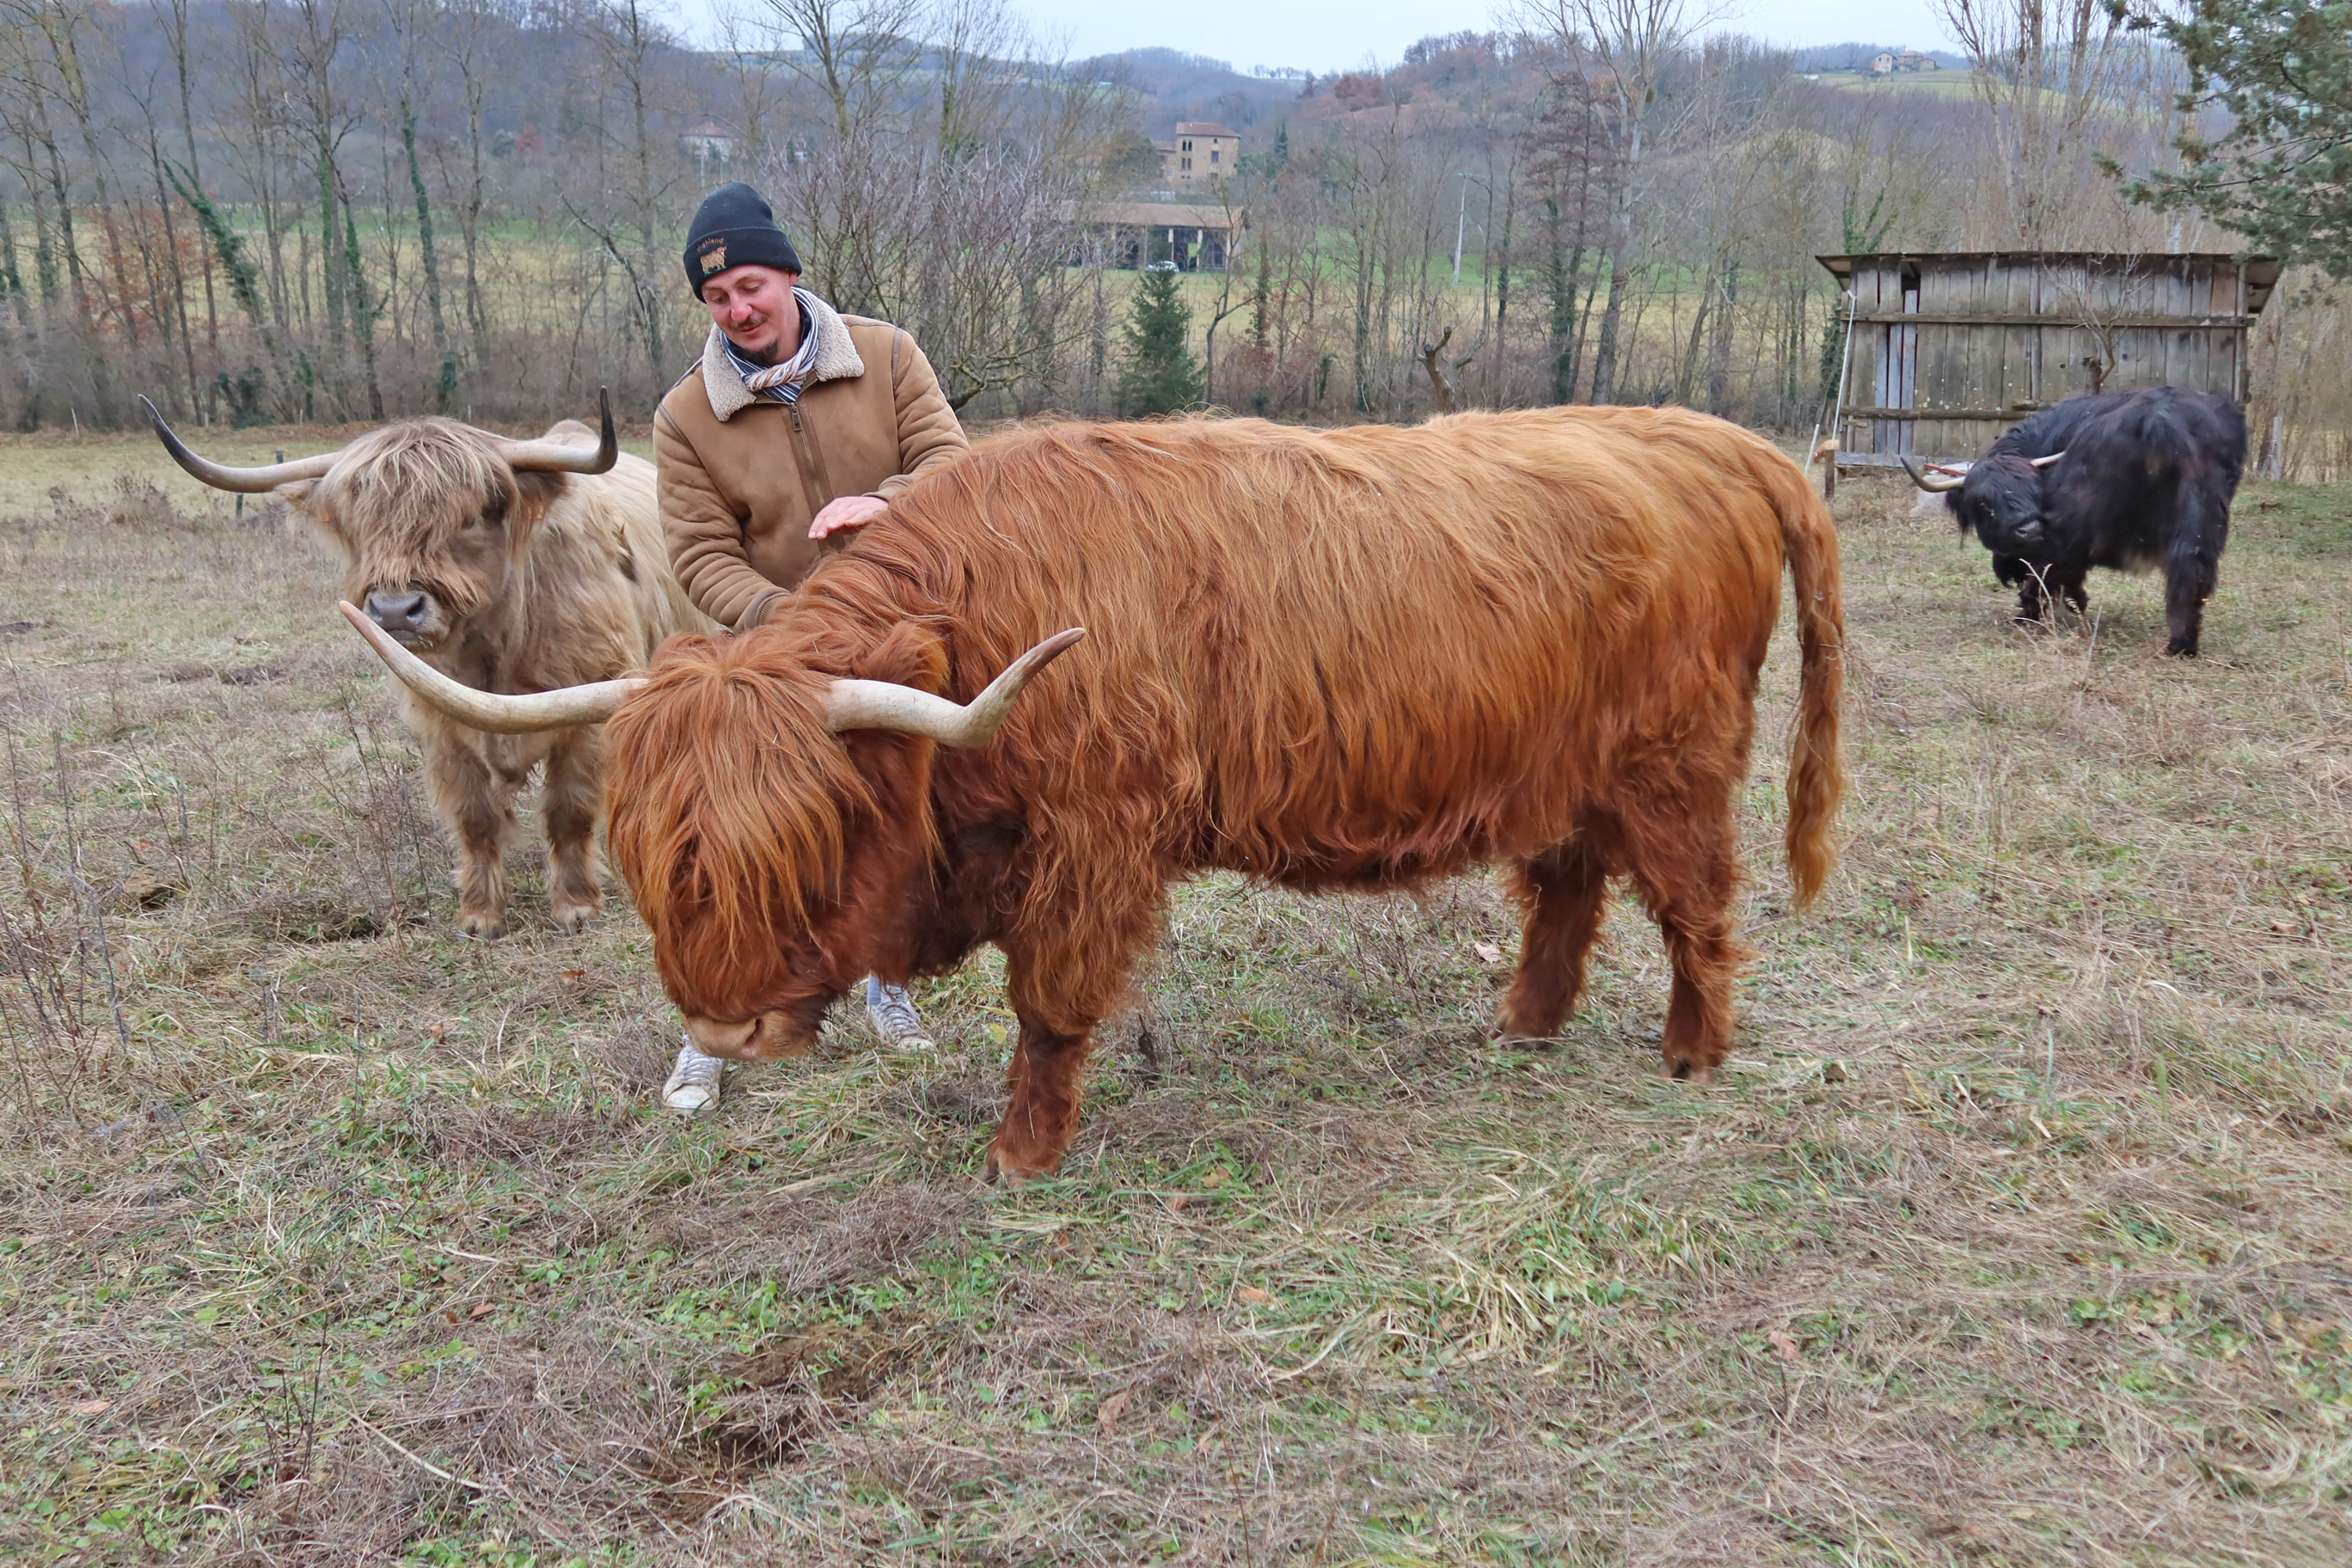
(1116, 266), (1202, 416)
(2120, 1), (2352, 275)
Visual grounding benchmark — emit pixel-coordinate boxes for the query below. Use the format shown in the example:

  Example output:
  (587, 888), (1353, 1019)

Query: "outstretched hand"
(810, 493), (889, 539)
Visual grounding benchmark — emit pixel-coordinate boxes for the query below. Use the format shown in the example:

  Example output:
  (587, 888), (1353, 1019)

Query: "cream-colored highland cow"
(146, 394), (718, 936)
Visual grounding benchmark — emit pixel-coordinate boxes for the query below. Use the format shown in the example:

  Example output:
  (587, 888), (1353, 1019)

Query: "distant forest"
(3, 0), (2349, 474)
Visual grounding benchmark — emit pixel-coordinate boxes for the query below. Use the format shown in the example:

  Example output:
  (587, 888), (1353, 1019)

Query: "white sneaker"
(864, 978), (935, 1051)
(662, 1037), (725, 1112)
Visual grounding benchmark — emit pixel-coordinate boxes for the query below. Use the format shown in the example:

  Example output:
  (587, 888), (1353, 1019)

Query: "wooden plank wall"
(1839, 254), (2253, 463)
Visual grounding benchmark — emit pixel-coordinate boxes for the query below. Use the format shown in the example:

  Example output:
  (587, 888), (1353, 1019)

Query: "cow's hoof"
(983, 1143), (1058, 1187)
(1668, 1061), (1718, 1086)
(551, 900), (599, 934)
(455, 910), (506, 940)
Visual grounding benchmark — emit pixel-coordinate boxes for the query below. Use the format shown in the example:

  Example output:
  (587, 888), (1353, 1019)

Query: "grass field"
(2, 432), (2349, 1566)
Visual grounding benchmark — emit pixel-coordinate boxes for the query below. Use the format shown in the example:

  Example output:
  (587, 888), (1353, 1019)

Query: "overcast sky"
(664, 0), (1963, 71)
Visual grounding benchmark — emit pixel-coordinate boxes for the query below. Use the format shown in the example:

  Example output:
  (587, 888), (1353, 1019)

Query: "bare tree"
(1515, 0), (1727, 402)
(1933, 0), (2129, 247)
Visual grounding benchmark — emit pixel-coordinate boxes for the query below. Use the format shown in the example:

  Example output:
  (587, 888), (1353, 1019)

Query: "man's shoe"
(662, 1037), (725, 1112)
(864, 978), (935, 1051)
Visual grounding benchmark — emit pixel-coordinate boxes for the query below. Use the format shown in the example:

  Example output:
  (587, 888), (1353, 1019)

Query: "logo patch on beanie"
(698, 241), (728, 276)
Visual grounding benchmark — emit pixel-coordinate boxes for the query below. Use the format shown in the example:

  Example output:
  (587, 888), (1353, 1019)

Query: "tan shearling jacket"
(654, 297), (968, 630)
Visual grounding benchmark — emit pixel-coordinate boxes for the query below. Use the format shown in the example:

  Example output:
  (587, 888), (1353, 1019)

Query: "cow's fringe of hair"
(604, 627), (870, 971)
(291, 420), (572, 619)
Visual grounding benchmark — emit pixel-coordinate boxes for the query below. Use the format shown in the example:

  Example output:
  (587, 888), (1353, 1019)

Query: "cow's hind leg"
(426, 740), (516, 939)
(541, 730), (606, 934)
(1498, 835), (1614, 1041)
(1620, 784), (1749, 1084)
(2165, 503), (2225, 657)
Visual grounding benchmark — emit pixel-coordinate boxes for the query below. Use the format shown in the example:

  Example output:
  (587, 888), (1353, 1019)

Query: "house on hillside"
(1155, 122), (1239, 189)
(1816, 250), (2281, 478)
(679, 120), (734, 174)
(1898, 50), (1938, 70)
(1869, 52), (1896, 74)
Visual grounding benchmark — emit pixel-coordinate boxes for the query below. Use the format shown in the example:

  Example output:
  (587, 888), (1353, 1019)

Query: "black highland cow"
(1904, 386), (2247, 655)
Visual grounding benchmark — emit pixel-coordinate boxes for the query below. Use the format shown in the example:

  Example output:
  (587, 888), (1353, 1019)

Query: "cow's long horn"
(494, 387), (618, 475)
(338, 602), (643, 732)
(142, 396), (341, 492)
(1899, 456), (1966, 493)
(2030, 450), (2066, 468)
(825, 628), (1086, 746)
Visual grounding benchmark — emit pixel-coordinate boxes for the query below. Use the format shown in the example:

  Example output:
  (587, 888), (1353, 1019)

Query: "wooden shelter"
(1815, 251), (2280, 473)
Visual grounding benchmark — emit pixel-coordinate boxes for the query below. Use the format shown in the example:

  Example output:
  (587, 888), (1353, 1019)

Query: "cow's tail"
(1757, 447), (1846, 909)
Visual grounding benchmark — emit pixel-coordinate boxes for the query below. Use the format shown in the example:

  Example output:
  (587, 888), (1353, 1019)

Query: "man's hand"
(810, 493), (889, 539)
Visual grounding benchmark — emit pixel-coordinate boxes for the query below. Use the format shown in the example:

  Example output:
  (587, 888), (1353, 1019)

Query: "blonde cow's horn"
(146, 387), (617, 490)
(341, 603), (1085, 744)
(2030, 450), (2067, 468)
(340, 602), (645, 732)
(144, 396), (342, 492)
(494, 388), (619, 475)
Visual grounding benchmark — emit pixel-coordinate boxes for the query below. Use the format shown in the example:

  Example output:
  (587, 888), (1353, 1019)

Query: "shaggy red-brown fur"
(604, 406), (1845, 1178)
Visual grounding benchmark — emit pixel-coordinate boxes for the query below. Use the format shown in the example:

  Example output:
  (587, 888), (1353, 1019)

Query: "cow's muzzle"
(683, 1011), (817, 1061)
(364, 587), (442, 646)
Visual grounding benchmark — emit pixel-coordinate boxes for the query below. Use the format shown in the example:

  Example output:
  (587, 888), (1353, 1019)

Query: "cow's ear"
(861, 621), (948, 695)
(277, 478), (318, 510)
(511, 471), (570, 531)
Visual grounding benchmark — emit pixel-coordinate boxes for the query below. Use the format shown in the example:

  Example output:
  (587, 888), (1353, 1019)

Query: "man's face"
(701, 265), (799, 362)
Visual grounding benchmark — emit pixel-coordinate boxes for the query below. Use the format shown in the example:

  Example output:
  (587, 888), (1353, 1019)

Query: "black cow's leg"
(1619, 781), (1747, 1084)
(1498, 834), (1614, 1041)
(2165, 521), (2223, 658)
(2012, 570), (2048, 627)
(2051, 564), (2090, 619)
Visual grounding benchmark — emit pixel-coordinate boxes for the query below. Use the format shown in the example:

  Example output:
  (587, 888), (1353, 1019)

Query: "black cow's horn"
(143, 397), (341, 493)
(494, 387), (618, 475)
(824, 629), (1087, 746)
(1899, 456), (1966, 493)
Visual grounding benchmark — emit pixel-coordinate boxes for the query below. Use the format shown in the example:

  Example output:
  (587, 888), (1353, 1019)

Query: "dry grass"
(1, 440), (2348, 1566)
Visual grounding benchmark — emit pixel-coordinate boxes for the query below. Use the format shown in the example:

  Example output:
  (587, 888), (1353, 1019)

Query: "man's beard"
(735, 333), (780, 367)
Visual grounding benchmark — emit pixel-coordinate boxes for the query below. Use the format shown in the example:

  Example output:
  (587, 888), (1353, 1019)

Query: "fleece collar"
(699, 291), (867, 421)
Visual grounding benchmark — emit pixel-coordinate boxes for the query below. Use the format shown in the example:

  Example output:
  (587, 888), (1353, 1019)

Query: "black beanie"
(683, 183), (802, 297)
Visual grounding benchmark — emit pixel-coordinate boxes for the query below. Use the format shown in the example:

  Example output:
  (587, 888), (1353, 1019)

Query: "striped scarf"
(721, 288), (822, 405)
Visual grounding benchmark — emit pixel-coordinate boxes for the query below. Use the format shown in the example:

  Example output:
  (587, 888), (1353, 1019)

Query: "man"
(653, 182), (969, 1112)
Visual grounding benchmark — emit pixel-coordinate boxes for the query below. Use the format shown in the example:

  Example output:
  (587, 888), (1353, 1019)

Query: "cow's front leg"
(985, 923), (1142, 1183)
(425, 738), (517, 938)
(986, 1013), (1098, 1184)
(2013, 571), (2049, 627)
(541, 729), (606, 934)
(2051, 564), (2090, 617)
